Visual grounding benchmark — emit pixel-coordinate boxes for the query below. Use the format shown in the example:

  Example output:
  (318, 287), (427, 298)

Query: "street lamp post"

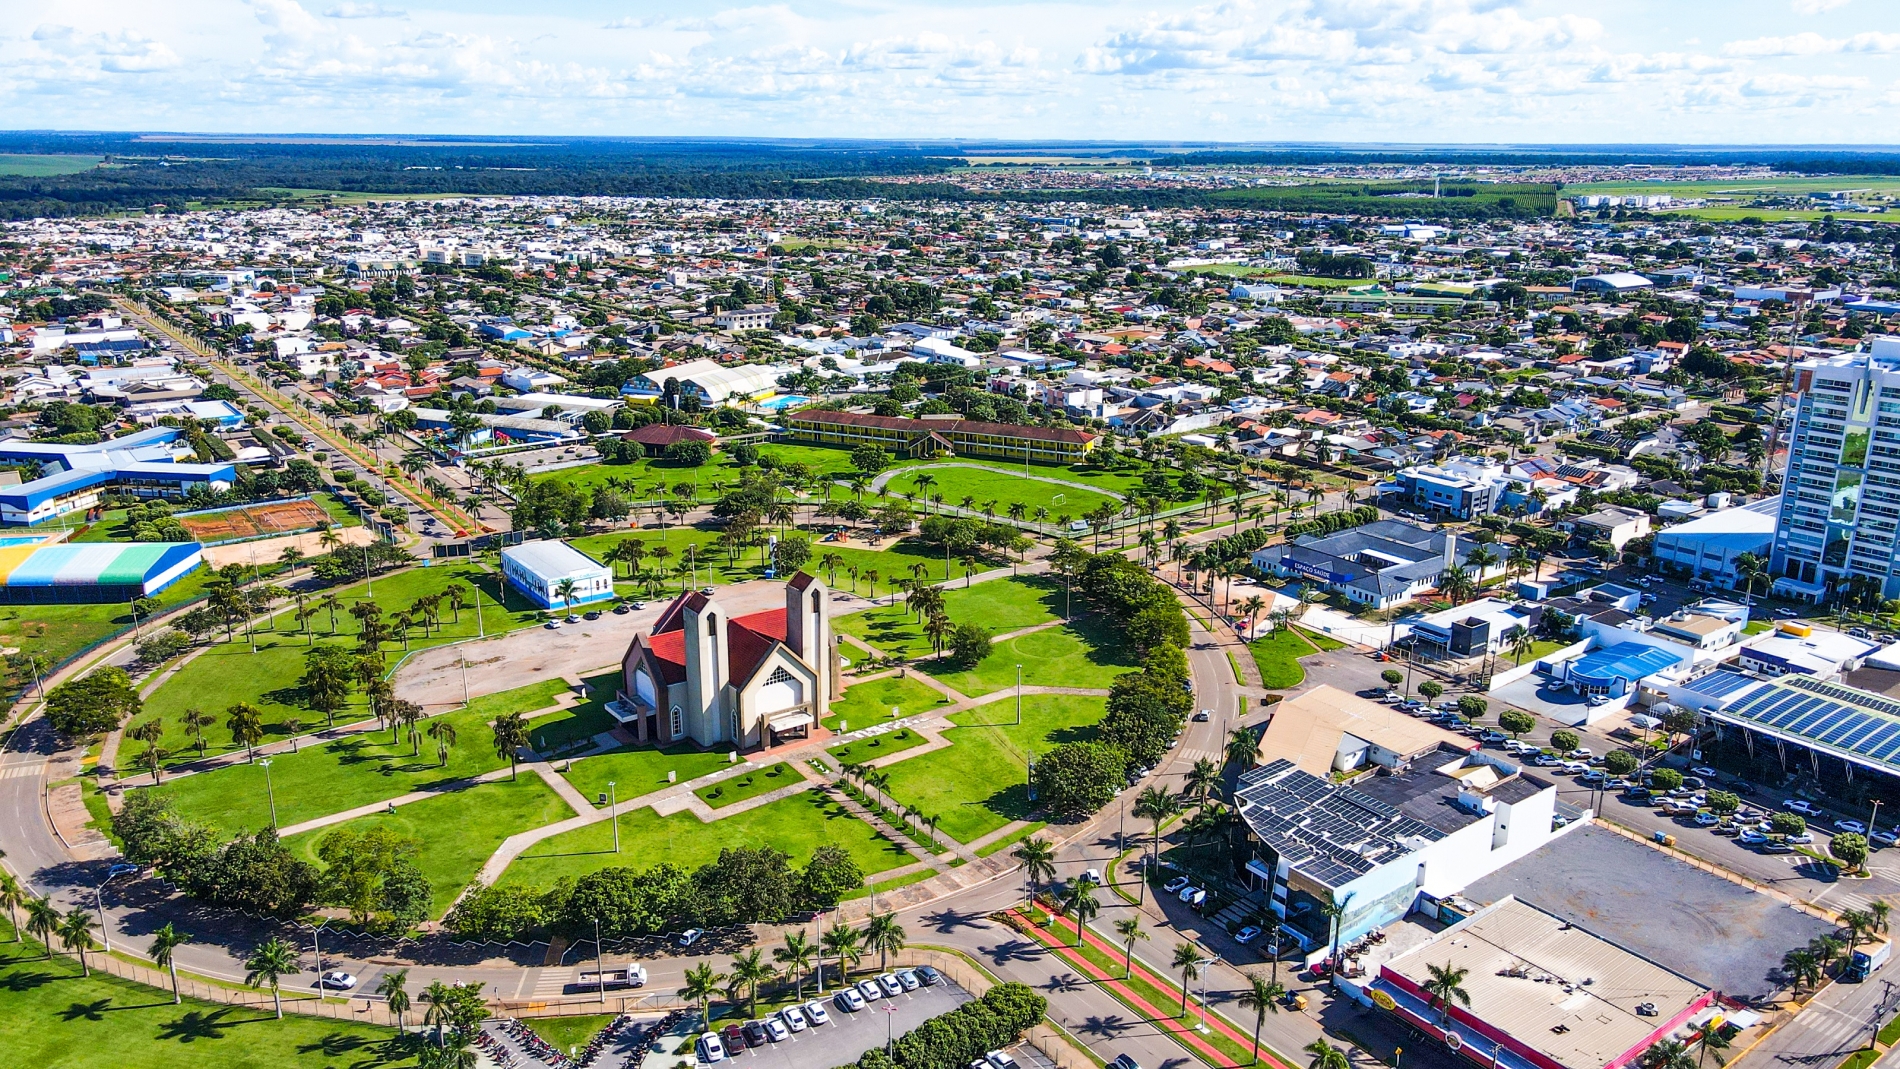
(609, 781), (619, 853)
(1194, 956), (1218, 1033)
(1016, 665), (1023, 725)
(1871, 799), (1885, 843)
(595, 917), (607, 1005)
(260, 758), (278, 827)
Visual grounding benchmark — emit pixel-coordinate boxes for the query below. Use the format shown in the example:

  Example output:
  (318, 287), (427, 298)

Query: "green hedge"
(841, 982), (1047, 1069)
(1285, 504), (1379, 540)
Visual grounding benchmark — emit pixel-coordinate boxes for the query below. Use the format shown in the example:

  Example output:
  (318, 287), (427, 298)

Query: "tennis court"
(176, 498), (333, 543)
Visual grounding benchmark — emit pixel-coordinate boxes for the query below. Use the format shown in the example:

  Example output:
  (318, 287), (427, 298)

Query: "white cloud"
(1726, 30), (1900, 55)
(1791, 0), (1851, 12)
(324, 2), (405, 17)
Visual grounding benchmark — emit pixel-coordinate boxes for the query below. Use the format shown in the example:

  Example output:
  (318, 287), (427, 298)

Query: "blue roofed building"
(0, 427), (237, 526)
(1549, 642), (1685, 700)
(1252, 521), (1505, 610)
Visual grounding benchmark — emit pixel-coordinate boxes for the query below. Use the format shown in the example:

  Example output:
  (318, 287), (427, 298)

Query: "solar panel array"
(1681, 670), (1768, 701)
(1235, 759), (1446, 889)
(1718, 675), (1900, 770)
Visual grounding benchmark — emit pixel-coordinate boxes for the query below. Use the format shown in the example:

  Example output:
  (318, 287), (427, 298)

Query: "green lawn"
(694, 761), (802, 809)
(1297, 627), (1347, 652)
(881, 464), (1125, 521)
(1248, 628), (1323, 689)
(141, 678), (574, 835)
(878, 694), (1106, 844)
(926, 617), (1136, 697)
(827, 675), (950, 732)
(133, 564), (544, 762)
(286, 773), (575, 918)
(828, 726), (928, 767)
(527, 1015), (620, 1055)
(525, 673), (621, 756)
(570, 524), (968, 599)
(500, 790), (912, 889)
(0, 927), (416, 1068)
(561, 744), (731, 804)
(834, 575), (1062, 661)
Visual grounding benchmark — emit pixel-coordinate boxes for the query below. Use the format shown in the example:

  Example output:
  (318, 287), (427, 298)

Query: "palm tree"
(379, 968), (412, 1032)
(150, 923), (189, 1003)
(421, 979), (457, 1046)
(1321, 890), (1355, 970)
(774, 932), (817, 1001)
(58, 908), (96, 976)
(1067, 880), (1099, 947)
(1013, 836), (1057, 897)
(728, 948), (777, 1017)
(182, 706), (214, 757)
(0, 872), (25, 941)
(862, 912), (906, 972)
(1115, 917), (1147, 979)
(823, 922), (863, 985)
(1873, 900), (1891, 935)
(1304, 1040), (1350, 1069)
(227, 702), (264, 760)
(1237, 972), (1286, 1064)
(1782, 947), (1821, 993)
(1225, 726), (1259, 769)
(1647, 1039), (1697, 1069)
(246, 936), (297, 1018)
(428, 719), (458, 767)
(1185, 758), (1221, 806)
(24, 896), (59, 959)
(679, 961), (726, 1025)
(554, 577), (579, 620)
(1134, 785), (1182, 893)
(1171, 942), (1202, 1017)
(1422, 960), (1472, 1025)
(1509, 626), (1536, 667)
(493, 712), (528, 779)
(1699, 1024), (1733, 1069)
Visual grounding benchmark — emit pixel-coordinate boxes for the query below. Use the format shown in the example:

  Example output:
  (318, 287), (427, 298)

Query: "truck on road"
(574, 964), (649, 992)
(1847, 941), (1890, 982)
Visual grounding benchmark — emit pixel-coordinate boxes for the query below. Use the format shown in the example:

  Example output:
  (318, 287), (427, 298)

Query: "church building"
(613, 573), (838, 751)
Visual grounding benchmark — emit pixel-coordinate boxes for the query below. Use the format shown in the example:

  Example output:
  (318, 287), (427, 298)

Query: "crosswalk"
(0, 763), (42, 780)
(1790, 1001), (1884, 1052)
(529, 970), (571, 998)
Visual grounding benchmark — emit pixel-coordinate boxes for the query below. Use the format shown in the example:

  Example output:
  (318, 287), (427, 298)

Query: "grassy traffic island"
(1247, 624), (1343, 689)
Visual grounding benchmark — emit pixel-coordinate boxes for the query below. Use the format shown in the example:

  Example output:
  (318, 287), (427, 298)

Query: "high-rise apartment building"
(1770, 337), (1900, 602)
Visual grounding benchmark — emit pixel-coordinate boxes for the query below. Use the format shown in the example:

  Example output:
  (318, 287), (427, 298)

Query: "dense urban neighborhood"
(8, 151), (1900, 1069)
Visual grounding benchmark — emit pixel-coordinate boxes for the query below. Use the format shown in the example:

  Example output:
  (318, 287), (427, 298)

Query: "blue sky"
(8, 0), (1900, 142)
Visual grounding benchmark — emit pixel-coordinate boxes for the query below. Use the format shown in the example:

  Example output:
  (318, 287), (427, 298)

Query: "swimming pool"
(0, 536), (51, 548)
(755, 395), (809, 412)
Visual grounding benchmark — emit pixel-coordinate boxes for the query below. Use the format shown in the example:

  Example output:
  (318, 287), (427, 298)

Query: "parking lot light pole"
(1194, 956), (1218, 1032)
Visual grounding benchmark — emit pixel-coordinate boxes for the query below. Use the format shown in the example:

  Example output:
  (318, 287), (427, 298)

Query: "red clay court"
(175, 498), (333, 543)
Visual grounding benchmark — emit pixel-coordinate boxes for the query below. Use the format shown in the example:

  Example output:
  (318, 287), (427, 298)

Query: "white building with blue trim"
(500, 540), (615, 611)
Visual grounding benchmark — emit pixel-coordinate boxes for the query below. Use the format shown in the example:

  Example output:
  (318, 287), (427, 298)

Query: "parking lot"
(1464, 824), (1832, 999)
(700, 975), (995, 1069)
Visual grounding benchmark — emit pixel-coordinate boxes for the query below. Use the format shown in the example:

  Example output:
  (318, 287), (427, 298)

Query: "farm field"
(498, 789), (914, 889)
(877, 693), (1106, 844)
(285, 773), (576, 918)
(0, 153), (102, 175)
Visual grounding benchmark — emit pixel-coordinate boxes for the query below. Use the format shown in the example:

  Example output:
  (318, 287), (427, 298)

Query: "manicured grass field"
(528, 1015), (619, 1055)
(695, 761), (802, 809)
(134, 564), (543, 762)
(833, 575), (1063, 661)
(828, 726), (928, 766)
(827, 674), (950, 732)
(1298, 627), (1347, 651)
(878, 694), (1105, 843)
(561, 744), (731, 803)
(525, 673), (622, 755)
(500, 791), (912, 889)
(286, 773), (576, 918)
(883, 464), (1124, 521)
(1248, 627), (1324, 689)
(926, 618), (1135, 697)
(571, 525), (964, 599)
(142, 678), (574, 834)
(0, 927), (416, 1068)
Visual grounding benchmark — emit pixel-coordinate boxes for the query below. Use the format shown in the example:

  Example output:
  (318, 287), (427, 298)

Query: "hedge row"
(840, 982), (1047, 1069)
(1284, 504), (1380, 540)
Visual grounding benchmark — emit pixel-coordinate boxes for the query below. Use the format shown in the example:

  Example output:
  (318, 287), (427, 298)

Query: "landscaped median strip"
(1006, 907), (1296, 1069)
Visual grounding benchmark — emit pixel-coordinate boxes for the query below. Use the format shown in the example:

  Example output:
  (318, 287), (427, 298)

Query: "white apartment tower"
(1771, 338), (1900, 603)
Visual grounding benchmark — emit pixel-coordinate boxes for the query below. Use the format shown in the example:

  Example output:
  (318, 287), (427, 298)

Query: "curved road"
(0, 578), (1426, 1069)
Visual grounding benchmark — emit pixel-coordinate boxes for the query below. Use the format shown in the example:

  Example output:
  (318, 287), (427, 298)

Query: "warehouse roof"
(501, 540), (609, 579)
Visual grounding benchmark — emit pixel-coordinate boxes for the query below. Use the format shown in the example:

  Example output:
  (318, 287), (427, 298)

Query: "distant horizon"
(10, 131), (1900, 156)
(9, 0), (1900, 143)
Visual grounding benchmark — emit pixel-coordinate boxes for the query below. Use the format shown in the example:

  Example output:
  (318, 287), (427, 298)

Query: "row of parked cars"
(696, 968), (944, 1063)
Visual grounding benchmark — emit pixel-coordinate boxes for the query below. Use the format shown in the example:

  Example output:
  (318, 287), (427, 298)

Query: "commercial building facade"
(0, 428), (237, 525)
(783, 409), (1099, 463)
(500, 540), (616, 611)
